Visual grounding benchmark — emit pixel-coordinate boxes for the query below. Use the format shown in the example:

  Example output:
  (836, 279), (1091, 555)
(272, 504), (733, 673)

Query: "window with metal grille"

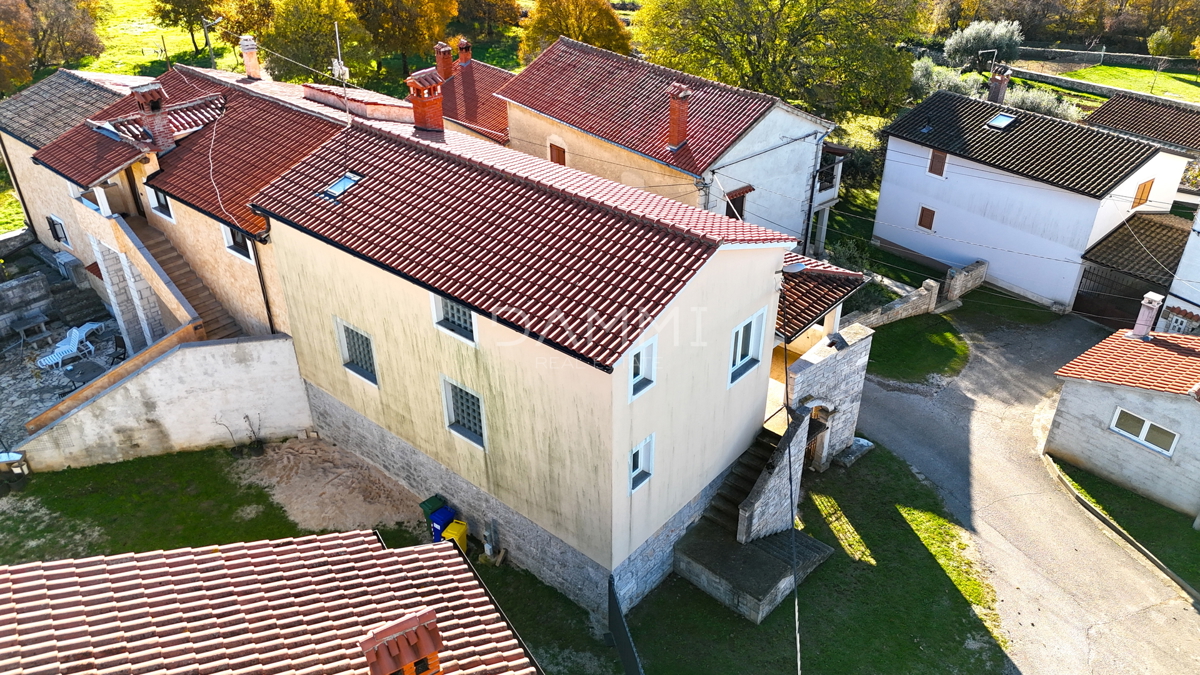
(1110, 407), (1178, 456)
(918, 206), (935, 230)
(341, 323), (376, 383)
(1133, 179), (1154, 208)
(549, 144), (566, 165)
(447, 382), (484, 446)
(47, 216), (69, 247)
(438, 297), (474, 340)
(928, 150), (947, 177)
(1167, 313), (1191, 334)
(630, 434), (654, 491)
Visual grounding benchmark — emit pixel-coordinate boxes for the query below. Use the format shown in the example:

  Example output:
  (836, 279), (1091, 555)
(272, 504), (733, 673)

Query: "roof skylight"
(986, 113), (1017, 130)
(322, 172), (362, 199)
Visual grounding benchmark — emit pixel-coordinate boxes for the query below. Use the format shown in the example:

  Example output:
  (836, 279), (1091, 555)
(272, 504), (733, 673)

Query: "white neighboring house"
(874, 90), (1192, 308)
(1160, 209), (1200, 333)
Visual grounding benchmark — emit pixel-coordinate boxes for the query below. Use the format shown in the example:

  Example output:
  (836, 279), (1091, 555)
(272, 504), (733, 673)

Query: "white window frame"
(222, 225), (254, 262)
(629, 434), (654, 492)
(47, 215), (71, 249)
(147, 185), (174, 222)
(334, 317), (378, 386)
(628, 336), (657, 401)
(430, 293), (477, 346)
(728, 307), (766, 387)
(442, 376), (486, 450)
(1166, 313), (1190, 334)
(1109, 407), (1179, 457)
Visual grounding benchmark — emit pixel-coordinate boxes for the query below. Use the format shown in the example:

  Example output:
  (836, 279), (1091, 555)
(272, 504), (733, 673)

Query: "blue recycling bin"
(429, 506), (457, 542)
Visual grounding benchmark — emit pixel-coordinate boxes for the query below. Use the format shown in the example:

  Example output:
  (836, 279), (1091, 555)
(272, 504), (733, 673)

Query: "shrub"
(1003, 85), (1082, 121)
(944, 20), (1023, 71)
(911, 57), (985, 100)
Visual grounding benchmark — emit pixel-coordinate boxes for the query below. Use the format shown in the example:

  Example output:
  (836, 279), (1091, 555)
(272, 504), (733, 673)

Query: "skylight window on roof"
(986, 113), (1017, 130)
(322, 172), (362, 199)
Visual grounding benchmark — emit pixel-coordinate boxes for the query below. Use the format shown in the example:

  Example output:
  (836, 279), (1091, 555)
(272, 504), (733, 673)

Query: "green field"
(1061, 64), (1200, 103)
(76, 0), (238, 77)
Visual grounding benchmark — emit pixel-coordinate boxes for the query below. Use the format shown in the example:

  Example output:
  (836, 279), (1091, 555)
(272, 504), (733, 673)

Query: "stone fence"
(0, 228), (33, 259)
(842, 278), (941, 329)
(1010, 67), (1200, 111)
(789, 323), (874, 472)
(942, 260), (988, 301)
(1017, 46), (1196, 69)
(0, 271), (51, 338)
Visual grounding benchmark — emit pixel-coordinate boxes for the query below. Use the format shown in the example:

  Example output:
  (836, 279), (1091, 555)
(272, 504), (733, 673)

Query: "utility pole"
(201, 16), (224, 69)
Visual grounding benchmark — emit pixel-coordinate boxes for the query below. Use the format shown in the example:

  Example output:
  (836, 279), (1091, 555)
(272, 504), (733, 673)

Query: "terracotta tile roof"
(776, 252), (866, 341)
(1082, 212), (1192, 286)
(251, 120), (793, 368)
(885, 91), (1165, 198)
(0, 70), (139, 149)
(84, 261), (102, 280)
(1087, 94), (1200, 153)
(101, 93), (226, 144)
(1166, 305), (1200, 322)
(1057, 330), (1200, 396)
(441, 60), (513, 143)
(0, 532), (540, 675)
(496, 38), (815, 175)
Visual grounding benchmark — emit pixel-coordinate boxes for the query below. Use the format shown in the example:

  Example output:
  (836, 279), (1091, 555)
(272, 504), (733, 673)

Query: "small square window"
(446, 381), (485, 447)
(224, 225), (252, 260)
(550, 144), (566, 165)
(729, 310), (765, 385)
(629, 338), (656, 400)
(630, 434), (654, 491)
(436, 296), (474, 341)
(322, 171), (362, 199)
(725, 194), (746, 220)
(1133, 179), (1154, 208)
(918, 206), (935, 231)
(149, 187), (173, 219)
(47, 216), (70, 248)
(928, 150), (947, 177)
(338, 320), (377, 384)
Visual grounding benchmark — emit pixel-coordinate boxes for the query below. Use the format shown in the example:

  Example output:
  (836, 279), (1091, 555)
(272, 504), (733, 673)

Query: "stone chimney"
(434, 42), (453, 81)
(987, 65), (1011, 104)
(359, 608), (444, 675)
(406, 67), (444, 132)
(131, 82), (174, 152)
(240, 35), (262, 80)
(1128, 291), (1164, 340)
(667, 82), (692, 151)
(458, 38), (472, 65)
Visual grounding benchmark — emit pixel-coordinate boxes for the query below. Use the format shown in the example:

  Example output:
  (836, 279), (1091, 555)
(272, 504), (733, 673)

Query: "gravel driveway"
(858, 314), (1200, 674)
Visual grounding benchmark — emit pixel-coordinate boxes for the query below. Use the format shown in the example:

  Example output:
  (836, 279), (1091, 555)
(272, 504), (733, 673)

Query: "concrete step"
(832, 438), (875, 469)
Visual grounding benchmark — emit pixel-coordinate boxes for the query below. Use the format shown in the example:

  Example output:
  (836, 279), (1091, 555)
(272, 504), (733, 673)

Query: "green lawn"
(1058, 461), (1200, 592)
(76, 0), (238, 77)
(0, 164), (23, 235)
(866, 313), (970, 382)
(629, 443), (1007, 674)
(953, 286), (1061, 328)
(1061, 64), (1200, 103)
(825, 189), (943, 288)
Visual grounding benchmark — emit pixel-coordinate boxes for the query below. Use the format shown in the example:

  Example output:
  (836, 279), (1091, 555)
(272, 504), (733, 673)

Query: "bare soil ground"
(1011, 59), (1092, 75)
(233, 438), (426, 534)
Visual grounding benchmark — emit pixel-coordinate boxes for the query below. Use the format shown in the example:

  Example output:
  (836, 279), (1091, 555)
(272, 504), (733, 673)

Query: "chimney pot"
(131, 82), (174, 151)
(1127, 291), (1164, 340)
(240, 35), (262, 80)
(667, 82), (692, 151)
(359, 608), (444, 675)
(434, 42), (453, 81)
(987, 65), (1011, 104)
(406, 68), (445, 132)
(458, 38), (472, 65)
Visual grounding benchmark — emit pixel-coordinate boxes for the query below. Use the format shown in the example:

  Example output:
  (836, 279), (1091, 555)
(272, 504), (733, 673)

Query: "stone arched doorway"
(805, 404), (835, 470)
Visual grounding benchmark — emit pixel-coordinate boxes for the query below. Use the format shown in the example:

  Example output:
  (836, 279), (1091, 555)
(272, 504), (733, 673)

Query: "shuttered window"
(928, 150), (947, 177)
(549, 144), (566, 165)
(918, 206), (936, 230)
(46, 216), (69, 246)
(1132, 179), (1154, 208)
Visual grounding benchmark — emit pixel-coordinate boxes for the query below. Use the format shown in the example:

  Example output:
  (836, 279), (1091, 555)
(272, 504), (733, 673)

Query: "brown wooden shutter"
(918, 207), (935, 230)
(928, 150), (947, 177)
(549, 144), (566, 166)
(1133, 179), (1153, 208)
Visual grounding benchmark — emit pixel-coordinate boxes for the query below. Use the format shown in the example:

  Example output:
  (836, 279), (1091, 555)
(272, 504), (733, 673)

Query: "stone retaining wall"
(1017, 46), (1196, 69)
(842, 279), (940, 329)
(1010, 67), (1200, 110)
(0, 271), (51, 337)
(789, 323), (874, 471)
(942, 260), (989, 301)
(0, 228), (33, 259)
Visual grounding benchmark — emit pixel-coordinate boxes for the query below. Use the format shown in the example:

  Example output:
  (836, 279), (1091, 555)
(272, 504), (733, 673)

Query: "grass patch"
(0, 163), (23, 235)
(953, 286), (1061, 328)
(1061, 64), (1200, 103)
(79, 0), (238, 77)
(629, 443), (1006, 674)
(1058, 461), (1200, 591)
(867, 313), (970, 382)
(825, 188), (943, 288)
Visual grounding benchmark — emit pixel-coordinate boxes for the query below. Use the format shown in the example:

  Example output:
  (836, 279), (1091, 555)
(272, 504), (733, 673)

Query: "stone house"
(1045, 301), (1200, 524)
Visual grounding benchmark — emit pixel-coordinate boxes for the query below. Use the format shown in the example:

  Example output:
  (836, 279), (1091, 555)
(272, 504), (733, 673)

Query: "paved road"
(858, 314), (1200, 674)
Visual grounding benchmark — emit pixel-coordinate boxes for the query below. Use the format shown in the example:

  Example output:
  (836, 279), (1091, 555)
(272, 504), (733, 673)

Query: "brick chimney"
(407, 68), (444, 132)
(987, 65), (1011, 104)
(458, 38), (472, 65)
(359, 608), (444, 675)
(131, 82), (174, 152)
(667, 82), (692, 151)
(434, 42), (453, 81)
(1128, 291), (1164, 340)
(240, 35), (261, 80)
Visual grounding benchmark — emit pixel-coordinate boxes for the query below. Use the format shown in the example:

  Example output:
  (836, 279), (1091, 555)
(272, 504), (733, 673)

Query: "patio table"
(62, 360), (105, 388)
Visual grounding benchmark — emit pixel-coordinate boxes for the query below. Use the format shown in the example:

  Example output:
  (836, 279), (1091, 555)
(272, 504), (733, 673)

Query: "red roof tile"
(0, 533), (539, 675)
(251, 120), (792, 368)
(1056, 330), (1200, 396)
(441, 60), (513, 143)
(497, 38), (817, 175)
(776, 252), (865, 341)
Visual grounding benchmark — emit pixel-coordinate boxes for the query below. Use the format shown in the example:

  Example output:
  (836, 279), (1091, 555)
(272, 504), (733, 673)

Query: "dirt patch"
(233, 438), (425, 532)
(1012, 59), (1094, 75)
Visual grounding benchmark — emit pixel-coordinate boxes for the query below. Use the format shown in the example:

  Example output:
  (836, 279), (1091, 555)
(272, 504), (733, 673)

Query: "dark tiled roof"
(497, 38), (807, 175)
(1087, 94), (1200, 153)
(251, 120), (793, 368)
(0, 70), (142, 149)
(442, 59), (513, 143)
(1057, 330), (1200, 395)
(885, 91), (1162, 198)
(1082, 212), (1191, 286)
(776, 253), (866, 341)
(0, 532), (540, 675)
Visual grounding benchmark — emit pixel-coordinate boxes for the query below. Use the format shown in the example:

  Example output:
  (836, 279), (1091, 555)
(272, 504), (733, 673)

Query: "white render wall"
(1046, 377), (1200, 516)
(1165, 212), (1200, 323)
(1090, 151), (1192, 248)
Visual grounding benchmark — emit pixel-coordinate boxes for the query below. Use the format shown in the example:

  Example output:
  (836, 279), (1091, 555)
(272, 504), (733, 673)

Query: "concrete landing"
(674, 519), (833, 624)
(833, 437), (875, 469)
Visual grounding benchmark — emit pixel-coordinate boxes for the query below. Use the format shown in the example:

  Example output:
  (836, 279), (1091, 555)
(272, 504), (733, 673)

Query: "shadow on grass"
(868, 313), (969, 382)
(627, 446), (1010, 674)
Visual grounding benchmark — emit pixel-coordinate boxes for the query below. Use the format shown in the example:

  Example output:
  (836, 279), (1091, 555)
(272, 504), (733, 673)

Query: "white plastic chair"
(37, 323), (103, 369)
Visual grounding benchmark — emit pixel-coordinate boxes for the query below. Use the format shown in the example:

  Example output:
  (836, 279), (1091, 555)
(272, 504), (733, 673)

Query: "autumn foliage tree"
(0, 0), (34, 92)
(218, 0), (276, 45)
(25, 0), (104, 68)
(151, 0), (218, 54)
(519, 0), (630, 62)
(348, 0), (456, 74)
(261, 0), (372, 80)
(455, 0), (516, 36)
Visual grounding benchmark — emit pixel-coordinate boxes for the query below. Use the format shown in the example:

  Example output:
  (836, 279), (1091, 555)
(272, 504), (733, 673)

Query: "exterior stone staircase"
(133, 223), (243, 340)
(49, 279), (109, 327)
(702, 429), (781, 533)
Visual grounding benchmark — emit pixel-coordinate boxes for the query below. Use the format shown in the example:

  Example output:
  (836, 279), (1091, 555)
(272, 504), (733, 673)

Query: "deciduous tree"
(261, 0), (372, 81)
(943, 20), (1022, 71)
(0, 0), (34, 92)
(219, 0), (276, 45)
(151, 0), (218, 54)
(24, 0), (103, 68)
(456, 0), (516, 36)
(348, 0), (456, 75)
(519, 0), (629, 62)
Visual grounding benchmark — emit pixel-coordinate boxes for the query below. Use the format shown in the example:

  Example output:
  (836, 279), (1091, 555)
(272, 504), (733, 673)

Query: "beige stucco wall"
(1, 131), (96, 266)
(505, 102), (701, 206)
(445, 120), (498, 144)
(271, 222), (616, 565)
(608, 245), (786, 567)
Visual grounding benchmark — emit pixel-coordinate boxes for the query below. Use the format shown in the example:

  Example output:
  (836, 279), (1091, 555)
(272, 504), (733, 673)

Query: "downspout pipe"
(802, 130), (832, 257)
(251, 234), (277, 335)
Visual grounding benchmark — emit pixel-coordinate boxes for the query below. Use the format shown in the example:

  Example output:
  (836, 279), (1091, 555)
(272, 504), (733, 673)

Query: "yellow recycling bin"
(442, 519), (468, 552)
